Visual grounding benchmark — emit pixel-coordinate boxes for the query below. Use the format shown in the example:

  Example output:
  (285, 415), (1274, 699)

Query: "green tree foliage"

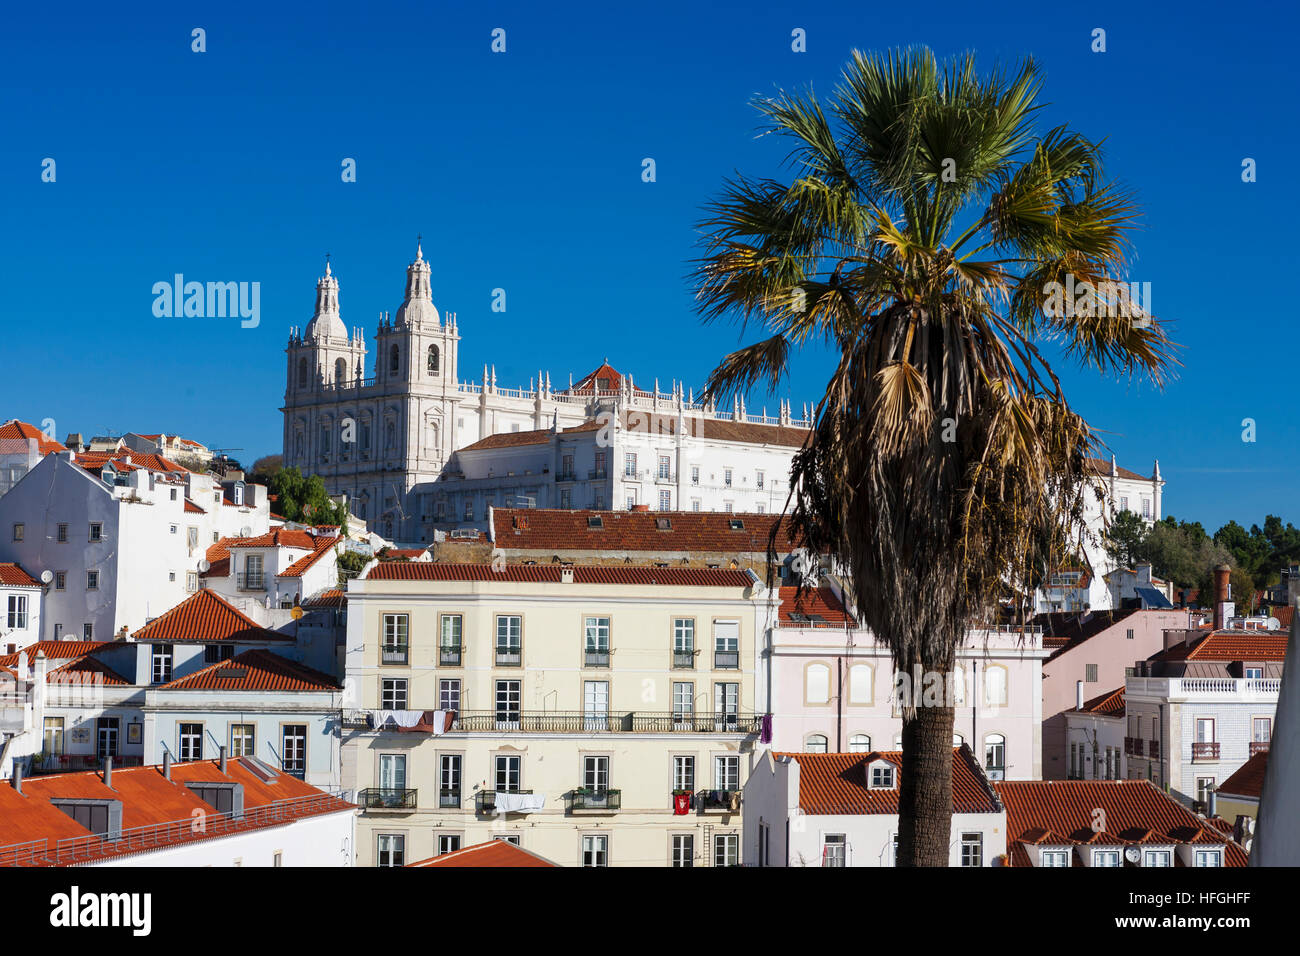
(336, 549), (369, 587)
(1105, 510), (1148, 569)
(266, 467), (348, 529)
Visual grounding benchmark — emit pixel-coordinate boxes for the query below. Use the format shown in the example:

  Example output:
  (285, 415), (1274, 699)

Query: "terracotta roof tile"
(1072, 686), (1125, 716)
(1084, 457), (1157, 482)
(278, 537), (339, 578)
(0, 563), (41, 587)
(491, 508), (801, 554)
(365, 562), (754, 588)
(131, 589), (292, 642)
(228, 529), (317, 550)
(1218, 750), (1268, 799)
(76, 451), (195, 475)
(158, 649), (340, 692)
(1154, 630), (1289, 662)
(778, 586), (855, 626)
(775, 748), (1000, 815)
(47, 656), (132, 686)
(0, 642), (112, 669)
(408, 840), (559, 867)
(0, 420), (65, 456)
(302, 588), (345, 608)
(183, 498), (206, 514)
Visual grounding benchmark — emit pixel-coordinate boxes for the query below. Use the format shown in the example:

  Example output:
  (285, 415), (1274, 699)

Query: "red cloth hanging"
(673, 792), (691, 815)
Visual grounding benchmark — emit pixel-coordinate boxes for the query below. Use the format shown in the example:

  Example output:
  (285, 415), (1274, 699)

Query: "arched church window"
(335, 358), (347, 383)
(389, 345), (400, 374)
(428, 345), (440, 375)
(297, 357), (308, 388)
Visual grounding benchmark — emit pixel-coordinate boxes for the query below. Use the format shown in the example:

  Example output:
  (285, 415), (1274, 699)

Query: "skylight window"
(587, 515), (604, 529)
(728, 518), (744, 530)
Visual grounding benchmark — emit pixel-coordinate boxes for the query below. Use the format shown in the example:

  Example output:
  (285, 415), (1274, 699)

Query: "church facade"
(281, 246), (815, 544)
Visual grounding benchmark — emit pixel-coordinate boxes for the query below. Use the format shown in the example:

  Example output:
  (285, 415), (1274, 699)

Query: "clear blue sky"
(2, 0), (1295, 532)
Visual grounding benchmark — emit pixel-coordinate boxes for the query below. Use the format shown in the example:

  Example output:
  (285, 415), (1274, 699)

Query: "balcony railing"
(698, 789), (741, 812)
(713, 650), (739, 669)
(1192, 742), (1221, 762)
(381, 644), (409, 665)
(584, 649), (610, 668)
(672, 650), (695, 669)
(30, 753), (143, 774)
(439, 646), (463, 667)
(556, 471), (577, 482)
(1250, 741), (1271, 756)
(588, 468), (608, 480)
(495, 648), (522, 667)
(237, 572), (265, 591)
(1147, 739), (1160, 759)
(568, 788), (621, 811)
(439, 789), (461, 809)
(475, 789), (534, 813)
(358, 788), (417, 810)
(449, 710), (761, 734)
(1125, 736), (1144, 756)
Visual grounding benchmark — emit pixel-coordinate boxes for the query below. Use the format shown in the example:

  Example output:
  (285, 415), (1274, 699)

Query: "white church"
(281, 244), (815, 545)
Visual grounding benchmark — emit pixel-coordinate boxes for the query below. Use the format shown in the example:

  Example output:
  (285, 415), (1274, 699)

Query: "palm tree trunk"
(897, 703), (954, 866)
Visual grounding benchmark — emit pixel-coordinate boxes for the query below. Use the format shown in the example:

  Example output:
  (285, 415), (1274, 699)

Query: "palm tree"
(693, 47), (1176, 865)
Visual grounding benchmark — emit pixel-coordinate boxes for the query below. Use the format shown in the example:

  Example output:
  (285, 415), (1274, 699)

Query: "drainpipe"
(836, 656), (843, 752)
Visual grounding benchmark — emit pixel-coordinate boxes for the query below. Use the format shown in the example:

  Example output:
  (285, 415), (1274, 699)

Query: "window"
(960, 832), (983, 867)
(204, 644), (234, 663)
(871, 764), (895, 788)
(1253, 717), (1272, 743)
(168, 570), (176, 582)
(438, 834), (461, 855)
(1119, 495), (1129, 512)
(1040, 849), (1069, 867)
(427, 344), (440, 374)
(281, 725), (307, 777)
(756, 470), (764, 489)
(848, 734), (871, 753)
(724, 502), (733, 513)
(713, 621), (739, 669)
(561, 453), (574, 477)
(1196, 717), (1216, 742)
(382, 613), (409, 664)
(584, 617), (610, 667)
(377, 834), (405, 867)
(1245, 667), (1263, 679)
(673, 755), (695, 792)
(714, 833), (739, 867)
(56, 523), (68, 542)
(389, 344), (400, 374)
(83, 623), (93, 640)
(495, 680), (522, 726)
(463, 498), (473, 521)
(672, 619), (694, 667)
(1196, 776), (1215, 807)
(672, 682), (694, 722)
(806, 734), (828, 753)
(381, 678), (408, 710)
(151, 645), (173, 684)
(186, 571), (198, 592)
(672, 834), (694, 867)
(624, 453), (637, 478)
(849, 664), (872, 704)
(495, 754), (521, 792)
(1085, 663), (1098, 683)
(1194, 850), (1222, 868)
(179, 723), (203, 761)
(96, 717), (119, 758)
(723, 468), (732, 487)
(297, 357), (309, 388)
(1144, 850), (1172, 868)
(11, 523), (22, 541)
(86, 570), (99, 591)
(984, 734), (1006, 778)
(594, 450), (607, 476)
(496, 615), (522, 665)
(714, 683), (739, 729)
(714, 754), (740, 790)
(1126, 628), (1135, 640)
(984, 665), (1008, 706)
(583, 681), (609, 730)
(6, 595), (28, 630)
(625, 489), (638, 510)
(822, 834), (846, 867)
(440, 754), (462, 807)
(440, 615), (462, 665)
(582, 835), (608, 867)
(230, 723), (255, 757)
(43, 717), (65, 755)
(659, 490), (671, 511)
(1093, 849), (1121, 867)
(690, 466), (699, 485)
(439, 679), (461, 712)
(583, 755), (609, 791)
(691, 498), (701, 512)
(658, 455), (671, 479)
(805, 663), (830, 704)
(55, 571), (66, 590)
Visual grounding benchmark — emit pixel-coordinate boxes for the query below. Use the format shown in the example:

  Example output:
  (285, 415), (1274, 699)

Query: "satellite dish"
(40, 570), (53, 584)
(1124, 847), (1141, 863)
(1267, 617), (1281, 631)
(197, 559), (211, 572)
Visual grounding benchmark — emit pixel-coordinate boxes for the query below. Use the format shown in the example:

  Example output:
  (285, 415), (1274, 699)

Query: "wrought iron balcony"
(495, 648), (522, 667)
(381, 643), (409, 665)
(584, 649), (610, 668)
(672, 650), (695, 669)
(1147, 739), (1160, 759)
(588, 468), (608, 480)
(1192, 742), (1220, 762)
(568, 788), (621, 811)
(237, 572), (265, 591)
(713, 650), (740, 669)
(439, 789), (461, 809)
(439, 646), (463, 667)
(1124, 736), (1144, 756)
(358, 788), (417, 810)
(474, 789), (534, 813)
(698, 789), (741, 812)
(556, 471), (577, 482)
(450, 710), (761, 734)
(1250, 740), (1271, 756)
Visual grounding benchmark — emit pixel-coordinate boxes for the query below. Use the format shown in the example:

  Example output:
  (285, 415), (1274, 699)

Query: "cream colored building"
(341, 562), (766, 866)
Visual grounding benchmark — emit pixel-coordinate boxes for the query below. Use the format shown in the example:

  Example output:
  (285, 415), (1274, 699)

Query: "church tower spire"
(395, 238), (437, 329)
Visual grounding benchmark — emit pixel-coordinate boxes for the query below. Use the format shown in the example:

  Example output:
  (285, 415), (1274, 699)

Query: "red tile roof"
(778, 586), (855, 626)
(183, 498), (206, 514)
(0, 642), (112, 669)
(0, 420), (65, 456)
(76, 450), (195, 476)
(775, 748), (1000, 815)
(228, 529), (317, 550)
(407, 839), (559, 867)
(131, 589), (292, 642)
(1273, 606), (1295, 630)
(1155, 629), (1289, 662)
(491, 508), (800, 554)
(302, 588), (345, 608)
(1084, 457), (1157, 482)
(564, 361), (637, 396)
(364, 562), (755, 588)
(159, 649), (340, 692)
(994, 780), (1245, 866)
(47, 656), (132, 686)
(1218, 750), (1268, 799)
(0, 563), (41, 587)
(1072, 686), (1125, 716)
(278, 537), (339, 578)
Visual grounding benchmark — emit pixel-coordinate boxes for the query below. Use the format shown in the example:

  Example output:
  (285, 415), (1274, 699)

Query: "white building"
(1063, 685), (1126, 780)
(742, 747), (1006, 866)
(0, 420), (65, 500)
(0, 562), (43, 655)
(0, 449), (271, 642)
(280, 246), (814, 544)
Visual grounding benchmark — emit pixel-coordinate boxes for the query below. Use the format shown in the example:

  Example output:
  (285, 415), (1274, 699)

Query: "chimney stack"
(1076, 680), (1085, 710)
(12, 763), (22, 795)
(1213, 564), (1232, 631)
(219, 745), (227, 774)
(103, 754), (113, 789)
(162, 751), (171, 780)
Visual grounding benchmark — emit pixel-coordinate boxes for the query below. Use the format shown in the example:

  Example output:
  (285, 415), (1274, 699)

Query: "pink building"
(761, 584), (1049, 780)
(1039, 607), (1189, 780)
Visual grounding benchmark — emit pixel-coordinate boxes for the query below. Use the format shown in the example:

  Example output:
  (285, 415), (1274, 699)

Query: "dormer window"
(868, 762), (895, 788)
(101, 467), (115, 484)
(656, 517), (672, 530)
(233, 482), (244, 506)
(1039, 849), (1070, 867)
(728, 518), (744, 530)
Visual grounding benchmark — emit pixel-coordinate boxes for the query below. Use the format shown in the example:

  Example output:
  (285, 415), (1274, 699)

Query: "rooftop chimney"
(1213, 564), (1232, 631)
(11, 762), (22, 795)
(162, 751), (171, 781)
(102, 754), (113, 789)
(1076, 680), (1085, 710)
(219, 745), (227, 774)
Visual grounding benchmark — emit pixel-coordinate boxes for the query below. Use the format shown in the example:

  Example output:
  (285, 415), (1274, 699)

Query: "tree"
(692, 48), (1174, 865)
(1105, 510), (1148, 569)
(336, 549), (369, 587)
(266, 467), (348, 529)
(250, 454), (283, 484)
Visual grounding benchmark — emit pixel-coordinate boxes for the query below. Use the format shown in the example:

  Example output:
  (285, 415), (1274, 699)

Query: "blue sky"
(1, 0), (1295, 532)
